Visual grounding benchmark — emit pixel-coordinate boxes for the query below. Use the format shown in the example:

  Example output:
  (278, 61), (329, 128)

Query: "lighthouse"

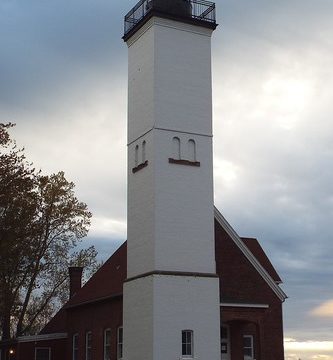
(122, 1), (220, 359)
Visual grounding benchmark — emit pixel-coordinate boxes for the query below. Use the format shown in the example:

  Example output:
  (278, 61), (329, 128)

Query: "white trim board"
(17, 333), (67, 343)
(221, 303), (269, 309)
(214, 207), (287, 302)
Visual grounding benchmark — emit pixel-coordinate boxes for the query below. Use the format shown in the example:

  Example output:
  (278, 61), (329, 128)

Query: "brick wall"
(215, 219), (285, 360)
(66, 297), (123, 360)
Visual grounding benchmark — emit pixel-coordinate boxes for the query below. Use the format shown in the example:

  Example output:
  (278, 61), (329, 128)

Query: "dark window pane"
(186, 343), (192, 355)
(87, 348), (92, 360)
(182, 330), (193, 356)
(118, 327), (123, 359)
(87, 332), (92, 347)
(221, 342), (228, 354)
(186, 330), (192, 344)
(243, 337), (251, 347)
(36, 348), (50, 360)
(73, 334), (78, 347)
(221, 326), (228, 339)
(73, 334), (79, 360)
(105, 347), (110, 360)
(182, 331), (187, 343)
(105, 329), (111, 346)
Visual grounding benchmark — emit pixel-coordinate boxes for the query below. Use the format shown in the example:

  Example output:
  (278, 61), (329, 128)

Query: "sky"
(1, 0), (333, 358)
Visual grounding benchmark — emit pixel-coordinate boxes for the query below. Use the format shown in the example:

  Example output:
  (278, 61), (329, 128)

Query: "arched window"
(104, 329), (111, 360)
(172, 137), (181, 160)
(72, 334), (79, 360)
(132, 142), (148, 173)
(142, 140), (146, 163)
(85, 331), (92, 360)
(188, 139), (196, 162)
(135, 145), (139, 167)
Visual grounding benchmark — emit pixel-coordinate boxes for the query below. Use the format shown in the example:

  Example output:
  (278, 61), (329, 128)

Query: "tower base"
(123, 273), (221, 360)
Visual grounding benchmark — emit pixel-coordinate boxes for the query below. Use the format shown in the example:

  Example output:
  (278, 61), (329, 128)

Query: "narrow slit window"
(173, 137), (181, 160)
(188, 139), (196, 162)
(135, 145), (139, 167)
(181, 330), (193, 357)
(142, 140), (146, 163)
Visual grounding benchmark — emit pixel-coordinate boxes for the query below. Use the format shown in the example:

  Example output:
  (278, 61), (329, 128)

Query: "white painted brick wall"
(123, 275), (220, 360)
(125, 15), (220, 360)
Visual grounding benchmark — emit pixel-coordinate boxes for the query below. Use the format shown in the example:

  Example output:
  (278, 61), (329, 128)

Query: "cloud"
(90, 216), (127, 239)
(285, 338), (333, 351)
(212, 0), (333, 344)
(0, 0), (129, 113)
(311, 301), (333, 318)
(285, 338), (333, 360)
(286, 355), (333, 360)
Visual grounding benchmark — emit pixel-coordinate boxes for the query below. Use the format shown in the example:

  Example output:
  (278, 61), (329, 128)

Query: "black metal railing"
(124, 0), (216, 36)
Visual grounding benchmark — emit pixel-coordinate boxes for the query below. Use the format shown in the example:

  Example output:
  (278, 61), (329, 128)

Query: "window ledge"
(169, 158), (200, 167)
(132, 160), (148, 173)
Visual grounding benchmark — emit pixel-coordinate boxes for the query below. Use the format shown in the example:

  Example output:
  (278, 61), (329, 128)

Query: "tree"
(0, 123), (97, 339)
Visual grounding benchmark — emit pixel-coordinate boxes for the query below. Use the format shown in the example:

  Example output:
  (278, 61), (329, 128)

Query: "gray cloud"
(211, 0), (333, 345)
(0, 0), (129, 112)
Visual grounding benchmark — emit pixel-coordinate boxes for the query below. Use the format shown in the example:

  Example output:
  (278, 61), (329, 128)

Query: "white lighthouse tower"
(123, 1), (220, 359)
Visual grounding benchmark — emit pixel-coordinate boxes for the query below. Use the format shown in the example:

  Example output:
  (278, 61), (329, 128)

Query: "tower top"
(123, 0), (217, 41)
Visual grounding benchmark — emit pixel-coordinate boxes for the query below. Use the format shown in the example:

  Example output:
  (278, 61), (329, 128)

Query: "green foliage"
(0, 123), (97, 339)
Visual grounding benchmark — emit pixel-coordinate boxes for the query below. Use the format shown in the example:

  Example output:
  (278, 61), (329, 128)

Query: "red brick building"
(0, 208), (286, 360)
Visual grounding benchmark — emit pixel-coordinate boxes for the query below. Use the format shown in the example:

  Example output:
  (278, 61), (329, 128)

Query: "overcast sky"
(1, 0), (333, 358)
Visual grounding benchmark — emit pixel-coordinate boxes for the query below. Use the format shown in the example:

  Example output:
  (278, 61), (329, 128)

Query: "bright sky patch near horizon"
(1, 0), (333, 358)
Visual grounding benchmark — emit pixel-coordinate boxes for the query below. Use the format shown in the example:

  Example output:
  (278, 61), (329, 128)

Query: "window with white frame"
(104, 328), (111, 360)
(117, 326), (123, 359)
(86, 331), (92, 360)
(35, 347), (51, 360)
(243, 335), (254, 359)
(181, 330), (193, 357)
(73, 333), (79, 360)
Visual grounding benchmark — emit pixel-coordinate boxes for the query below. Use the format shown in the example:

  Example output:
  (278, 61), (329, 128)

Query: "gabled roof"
(65, 209), (286, 307)
(40, 307), (67, 334)
(42, 207), (286, 335)
(241, 237), (282, 284)
(214, 207), (287, 302)
(65, 242), (127, 308)
(40, 243), (127, 334)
